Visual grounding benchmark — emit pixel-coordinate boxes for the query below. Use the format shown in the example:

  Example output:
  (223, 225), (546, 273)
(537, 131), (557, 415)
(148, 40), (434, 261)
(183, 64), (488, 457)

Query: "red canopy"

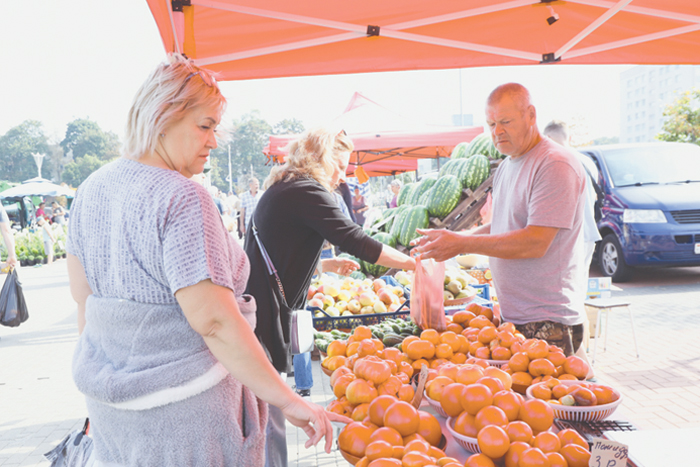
(146, 1), (700, 81)
(264, 92), (483, 177)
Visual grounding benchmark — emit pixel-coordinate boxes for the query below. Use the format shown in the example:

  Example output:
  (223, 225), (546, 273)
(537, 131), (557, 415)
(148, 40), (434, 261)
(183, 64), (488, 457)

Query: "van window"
(601, 144), (700, 187)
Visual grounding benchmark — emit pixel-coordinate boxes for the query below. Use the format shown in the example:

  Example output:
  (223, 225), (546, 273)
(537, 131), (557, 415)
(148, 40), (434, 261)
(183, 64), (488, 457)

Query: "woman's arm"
(67, 254), (93, 334)
(176, 280), (350, 452)
(376, 245), (416, 271)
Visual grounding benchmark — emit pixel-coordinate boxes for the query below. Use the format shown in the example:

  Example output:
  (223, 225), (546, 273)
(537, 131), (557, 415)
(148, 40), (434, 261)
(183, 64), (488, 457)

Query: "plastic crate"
(472, 283), (490, 302)
(311, 301), (410, 331)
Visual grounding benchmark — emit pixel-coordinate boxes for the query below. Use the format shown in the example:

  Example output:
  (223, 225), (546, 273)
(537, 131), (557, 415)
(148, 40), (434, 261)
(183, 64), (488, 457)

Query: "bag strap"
(251, 220), (289, 306)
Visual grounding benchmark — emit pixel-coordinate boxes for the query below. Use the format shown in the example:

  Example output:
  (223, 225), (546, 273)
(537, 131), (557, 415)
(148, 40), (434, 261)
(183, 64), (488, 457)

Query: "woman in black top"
(244, 128), (414, 467)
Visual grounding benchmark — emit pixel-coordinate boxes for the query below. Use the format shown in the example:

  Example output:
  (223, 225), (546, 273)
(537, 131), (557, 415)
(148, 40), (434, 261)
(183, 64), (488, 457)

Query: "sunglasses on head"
(183, 70), (217, 88)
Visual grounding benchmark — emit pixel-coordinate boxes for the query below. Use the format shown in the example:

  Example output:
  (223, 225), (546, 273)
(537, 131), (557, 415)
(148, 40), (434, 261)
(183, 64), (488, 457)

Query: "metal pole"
(459, 69), (463, 126)
(227, 144), (233, 193)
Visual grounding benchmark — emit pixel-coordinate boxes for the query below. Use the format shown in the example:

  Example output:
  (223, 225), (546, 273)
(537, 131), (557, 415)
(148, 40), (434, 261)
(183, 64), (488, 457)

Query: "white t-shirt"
(490, 138), (586, 326)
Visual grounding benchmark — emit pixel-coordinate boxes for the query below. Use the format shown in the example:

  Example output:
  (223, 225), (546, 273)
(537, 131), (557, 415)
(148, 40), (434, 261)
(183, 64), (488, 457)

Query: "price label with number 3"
(589, 437), (629, 467)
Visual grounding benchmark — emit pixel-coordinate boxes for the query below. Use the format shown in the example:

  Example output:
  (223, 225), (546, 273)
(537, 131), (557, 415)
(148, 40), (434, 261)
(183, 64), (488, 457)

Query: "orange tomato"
(519, 398), (554, 434)
(563, 355), (590, 379)
(477, 424), (510, 459)
(338, 421), (375, 458)
(383, 401), (420, 437)
(404, 438), (431, 455)
(435, 343), (454, 360)
(557, 428), (588, 449)
(461, 383), (494, 415)
(476, 376), (505, 395)
(417, 410), (442, 447)
(503, 441), (530, 467)
(354, 325), (373, 341)
(401, 451), (435, 467)
(364, 440), (394, 461)
(560, 443), (592, 467)
(440, 383), (467, 417)
(533, 431), (561, 453)
(518, 447), (549, 467)
(368, 395), (398, 427)
(367, 458), (402, 467)
(464, 453), (497, 467)
(398, 384), (415, 403)
(369, 426), (404, 446)
(546, 452), (567, 467)
(452, 310), (476, 324)
(455, 364), (485, 385)
(420, 329), (441, 345)
(483, 366), (513, 391)
(508, 352), (530, 373)
(352, 403), (371, 422)
(505, 421), (533, 444)
(492, 390), (522, 422)
(453, 411), (479, 438)
(474, 405), (509, 432)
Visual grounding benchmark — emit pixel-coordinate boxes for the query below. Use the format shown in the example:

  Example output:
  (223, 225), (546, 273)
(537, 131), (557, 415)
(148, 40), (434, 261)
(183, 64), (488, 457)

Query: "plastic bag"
(44, 418), (94, 467)
(410, 257), (446, 331)
(0, 268), (29, 327)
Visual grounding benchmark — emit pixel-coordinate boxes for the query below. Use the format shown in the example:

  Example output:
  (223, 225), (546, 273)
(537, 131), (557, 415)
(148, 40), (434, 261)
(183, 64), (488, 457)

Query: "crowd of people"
(55, 53), (602, 466)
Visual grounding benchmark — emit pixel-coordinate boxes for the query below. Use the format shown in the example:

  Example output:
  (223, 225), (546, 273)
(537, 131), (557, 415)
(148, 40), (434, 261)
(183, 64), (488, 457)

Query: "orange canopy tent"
(146, 1), (700, 81)
(263, 92), (484, 177)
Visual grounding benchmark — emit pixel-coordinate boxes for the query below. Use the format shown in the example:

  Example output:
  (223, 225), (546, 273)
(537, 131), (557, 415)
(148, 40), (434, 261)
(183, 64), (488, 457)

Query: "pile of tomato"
(322, 313), (600, 467)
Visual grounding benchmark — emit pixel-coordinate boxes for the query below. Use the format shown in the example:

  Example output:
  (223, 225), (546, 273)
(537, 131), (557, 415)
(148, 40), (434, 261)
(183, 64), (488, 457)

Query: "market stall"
(141, 2), (700, 465)
(264, 92), (484, 178)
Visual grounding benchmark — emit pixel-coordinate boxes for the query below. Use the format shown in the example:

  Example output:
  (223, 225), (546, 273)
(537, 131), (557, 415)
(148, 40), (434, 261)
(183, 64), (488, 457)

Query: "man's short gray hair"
(543, 120), (569, 146)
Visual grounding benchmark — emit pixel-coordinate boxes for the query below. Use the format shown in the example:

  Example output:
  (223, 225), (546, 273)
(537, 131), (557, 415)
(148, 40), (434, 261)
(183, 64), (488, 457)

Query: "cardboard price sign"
(589, 438), (629, 467)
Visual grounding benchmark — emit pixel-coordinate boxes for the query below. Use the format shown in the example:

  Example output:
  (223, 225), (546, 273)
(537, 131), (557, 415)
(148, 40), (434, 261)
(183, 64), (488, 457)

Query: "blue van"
(579, 142), (700, 282)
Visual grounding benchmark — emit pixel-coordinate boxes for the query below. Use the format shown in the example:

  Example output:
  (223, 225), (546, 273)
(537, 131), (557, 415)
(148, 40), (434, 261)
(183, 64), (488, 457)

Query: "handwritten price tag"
(589, 437), (629, 467)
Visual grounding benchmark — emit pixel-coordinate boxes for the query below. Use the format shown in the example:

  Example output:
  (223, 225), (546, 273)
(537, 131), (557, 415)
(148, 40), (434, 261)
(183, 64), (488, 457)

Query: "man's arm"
(413, 225), (559, 262)
(238, 207), (246, 234)
(67, 254), (93, 334)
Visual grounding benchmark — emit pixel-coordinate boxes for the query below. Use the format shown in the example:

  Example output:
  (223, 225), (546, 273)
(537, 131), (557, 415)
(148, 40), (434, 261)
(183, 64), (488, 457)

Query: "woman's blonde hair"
(122, 54), (225, 159)
(264, 128), (354, 191)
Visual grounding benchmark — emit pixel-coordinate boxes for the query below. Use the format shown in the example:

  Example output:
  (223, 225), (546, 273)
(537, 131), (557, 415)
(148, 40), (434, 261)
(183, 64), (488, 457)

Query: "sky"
(1, 0), (631, 146)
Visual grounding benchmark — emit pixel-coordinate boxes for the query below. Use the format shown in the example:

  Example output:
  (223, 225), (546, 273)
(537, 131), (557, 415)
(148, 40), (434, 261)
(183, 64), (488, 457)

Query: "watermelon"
(349, 270), (366, 281)
(463, 154), (491, 190)
(380, 207), (398, 233)
(399, 205), (430, 247)
(418, 187), (433, 206)
(396, 182), (415, 206)
(439, 159), (460, 178)
(450, 142), (470, 159)
(408, 177), (438, 205)
(363, 232), (397, 277)
(427, 175), (462, 218)
(389, 205), (410, 240)
(466, 132), (505, 159)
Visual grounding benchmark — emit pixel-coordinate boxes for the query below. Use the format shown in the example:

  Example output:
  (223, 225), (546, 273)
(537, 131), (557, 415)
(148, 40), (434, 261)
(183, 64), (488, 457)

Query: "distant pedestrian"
(36, 202), (47, 220)
(51, 201), (67, 225)
(239, 177), (262, 237)
(389, 179), (402, 208)
(352, 186), (369, 226)
(37, 217), (56, 265)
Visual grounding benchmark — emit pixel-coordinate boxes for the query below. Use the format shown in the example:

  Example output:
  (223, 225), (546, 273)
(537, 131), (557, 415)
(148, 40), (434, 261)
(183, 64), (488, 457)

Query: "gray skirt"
(86, 374), (268, 467)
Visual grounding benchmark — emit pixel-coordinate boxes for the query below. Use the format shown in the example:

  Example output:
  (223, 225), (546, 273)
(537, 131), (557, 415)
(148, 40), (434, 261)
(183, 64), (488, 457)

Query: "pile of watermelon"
(357, 132), (503, 272)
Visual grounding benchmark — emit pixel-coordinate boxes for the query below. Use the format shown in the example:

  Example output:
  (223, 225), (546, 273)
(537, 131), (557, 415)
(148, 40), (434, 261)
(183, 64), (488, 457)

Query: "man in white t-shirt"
(413, 83), (587, 356)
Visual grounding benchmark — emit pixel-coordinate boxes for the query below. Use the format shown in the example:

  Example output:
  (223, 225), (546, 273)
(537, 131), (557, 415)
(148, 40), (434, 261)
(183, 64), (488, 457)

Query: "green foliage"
(209, 113), (305, 194)
(656, 89), (700, 145)
(0, 120), (50, 182)
(590, 136), (619, 146)
(61, 118), (120, 161)
(62, 154), (108, 187)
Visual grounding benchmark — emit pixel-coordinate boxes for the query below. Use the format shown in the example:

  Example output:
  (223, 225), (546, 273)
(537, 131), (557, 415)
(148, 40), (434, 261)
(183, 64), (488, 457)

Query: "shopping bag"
(0, 268), (29, 327)
(44, 418), (93, 467)
(410, 257), (446, 331)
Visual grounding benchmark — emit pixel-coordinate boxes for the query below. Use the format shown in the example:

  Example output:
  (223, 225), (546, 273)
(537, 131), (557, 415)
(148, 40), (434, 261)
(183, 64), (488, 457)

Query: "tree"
(60, 118), (121, 161)
(656, 89), (700, 145)
(62, 154), (108, 187)
(0, 120), (50, 182)
(273, 118), (305, 135)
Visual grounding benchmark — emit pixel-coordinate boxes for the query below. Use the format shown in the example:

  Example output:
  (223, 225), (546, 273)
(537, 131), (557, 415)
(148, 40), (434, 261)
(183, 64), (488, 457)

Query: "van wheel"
(599, 234), (632, 282)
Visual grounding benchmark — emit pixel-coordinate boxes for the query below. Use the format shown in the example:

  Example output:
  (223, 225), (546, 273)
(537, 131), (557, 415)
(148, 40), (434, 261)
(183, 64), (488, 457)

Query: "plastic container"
(445, 416), (481, 453)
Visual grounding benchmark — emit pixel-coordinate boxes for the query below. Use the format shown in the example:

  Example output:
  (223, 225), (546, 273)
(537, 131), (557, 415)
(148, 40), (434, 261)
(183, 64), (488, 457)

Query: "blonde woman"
(244, 127), (415, 466)
(66, 55), (348, 467)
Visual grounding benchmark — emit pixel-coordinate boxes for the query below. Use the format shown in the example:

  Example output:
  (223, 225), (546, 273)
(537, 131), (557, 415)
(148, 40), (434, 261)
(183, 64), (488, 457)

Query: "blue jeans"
(293, 352), (313, 391)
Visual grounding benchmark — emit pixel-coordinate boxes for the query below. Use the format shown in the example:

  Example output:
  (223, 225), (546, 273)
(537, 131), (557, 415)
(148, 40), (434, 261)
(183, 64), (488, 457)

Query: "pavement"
(0, 261), (699, 466)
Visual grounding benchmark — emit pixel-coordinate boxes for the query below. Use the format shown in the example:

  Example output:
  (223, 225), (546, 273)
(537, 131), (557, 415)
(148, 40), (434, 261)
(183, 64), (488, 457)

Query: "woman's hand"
(320, 257), (360, 276)
(280, 396), (352, 452)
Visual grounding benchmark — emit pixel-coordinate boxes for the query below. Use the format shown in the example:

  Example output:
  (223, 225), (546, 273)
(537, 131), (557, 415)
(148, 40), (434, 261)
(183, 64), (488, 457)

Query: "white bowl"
(423, 391), (448, 418)
(525, 380), (623, 422)
(445, 416), (481, 453)
(455, 254), (484, 268)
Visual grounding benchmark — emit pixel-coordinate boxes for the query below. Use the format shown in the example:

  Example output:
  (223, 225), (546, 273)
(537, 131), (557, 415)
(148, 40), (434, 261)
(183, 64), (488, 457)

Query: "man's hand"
(410, 228), (469, 262)
(320, 257), (360, 276)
